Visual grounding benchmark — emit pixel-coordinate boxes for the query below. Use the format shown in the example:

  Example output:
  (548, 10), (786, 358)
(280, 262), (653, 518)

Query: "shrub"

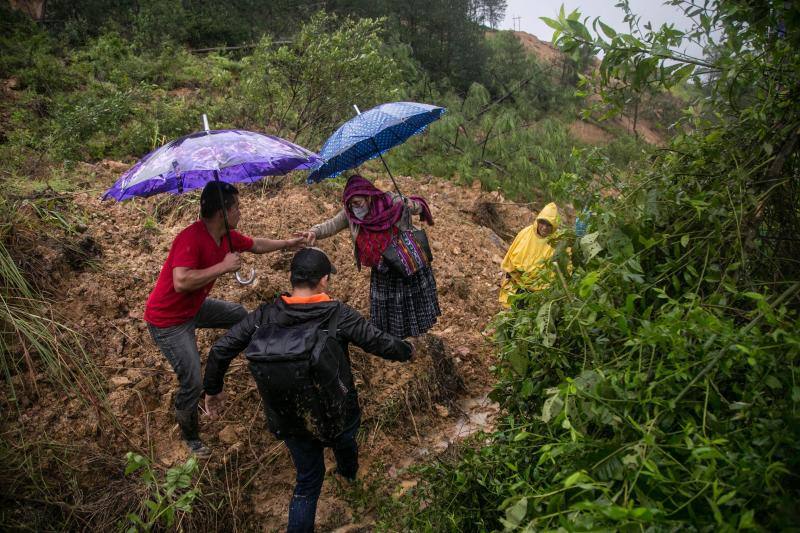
(237, 11), (403, 146)
(389, 2), (800, 530)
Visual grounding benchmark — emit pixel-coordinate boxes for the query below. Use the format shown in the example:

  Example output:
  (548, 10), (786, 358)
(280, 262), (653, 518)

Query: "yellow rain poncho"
(499, 202), (560, 307)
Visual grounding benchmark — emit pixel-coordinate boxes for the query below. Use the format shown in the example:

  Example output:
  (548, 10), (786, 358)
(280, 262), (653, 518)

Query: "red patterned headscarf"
(342, 175), (403, 231)
(342, 175), (433, 267)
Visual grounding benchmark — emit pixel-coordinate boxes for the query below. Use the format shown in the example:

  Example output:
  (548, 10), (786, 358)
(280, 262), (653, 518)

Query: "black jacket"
(203, 295), (412, 439)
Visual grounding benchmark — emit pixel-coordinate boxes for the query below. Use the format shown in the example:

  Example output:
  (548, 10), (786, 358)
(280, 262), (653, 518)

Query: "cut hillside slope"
(503, 29), (667, 146)
(1, 167), (541, 530)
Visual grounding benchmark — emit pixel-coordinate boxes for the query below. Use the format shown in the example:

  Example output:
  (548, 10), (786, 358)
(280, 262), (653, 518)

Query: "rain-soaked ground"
(3, 166), (540, 530)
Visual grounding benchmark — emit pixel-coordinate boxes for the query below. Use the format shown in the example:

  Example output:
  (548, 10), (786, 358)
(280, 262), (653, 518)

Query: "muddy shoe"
(186, 439), (211, 458)
(332, 471), (357, 492)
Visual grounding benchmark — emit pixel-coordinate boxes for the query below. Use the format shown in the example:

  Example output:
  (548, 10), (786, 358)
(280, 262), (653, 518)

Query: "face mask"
(352, 206), (369, 220)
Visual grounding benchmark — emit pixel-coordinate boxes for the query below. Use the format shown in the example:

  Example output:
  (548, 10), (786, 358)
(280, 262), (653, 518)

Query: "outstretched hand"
(294, 231), (316, 246)
(283, 235), (307, 250)
(204, 392), (227, 419)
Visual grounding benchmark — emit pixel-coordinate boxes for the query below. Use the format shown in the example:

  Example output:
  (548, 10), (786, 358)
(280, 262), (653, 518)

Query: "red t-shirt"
(144, 220), (254, 328)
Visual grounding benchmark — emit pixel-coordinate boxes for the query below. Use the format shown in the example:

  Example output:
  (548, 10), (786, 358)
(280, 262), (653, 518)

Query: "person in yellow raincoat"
(499, 202), (561, 307)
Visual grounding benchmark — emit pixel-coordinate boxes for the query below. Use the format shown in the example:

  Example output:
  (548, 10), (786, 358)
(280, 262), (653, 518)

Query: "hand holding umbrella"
(201, 115), (253, 284)
(304, 102), (445, 341)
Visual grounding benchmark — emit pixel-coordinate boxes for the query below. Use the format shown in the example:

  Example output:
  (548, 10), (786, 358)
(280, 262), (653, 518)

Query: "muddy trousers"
(284, 426), (359, 533)
(147, 298), (247, 440)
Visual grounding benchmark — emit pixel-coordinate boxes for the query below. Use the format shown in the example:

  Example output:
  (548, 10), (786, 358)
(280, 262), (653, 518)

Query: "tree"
(394, 2), (800, 530)
(469, 0), (508, 29)
(237, 12), (403, 146)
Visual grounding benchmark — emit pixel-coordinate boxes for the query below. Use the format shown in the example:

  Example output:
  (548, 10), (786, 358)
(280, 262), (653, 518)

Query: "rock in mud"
(109, 376), (131, 388)
(107, 388), (136, 411)
(218, 425), (240, 445)
(471, 199), (514, 242)
(63, 235), (102, 270)
(488, 231), (506, 250)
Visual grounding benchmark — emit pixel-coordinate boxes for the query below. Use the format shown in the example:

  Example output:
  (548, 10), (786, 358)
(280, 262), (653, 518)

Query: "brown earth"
(501, 30), (666, 147)
(510, 31), (566, 68)
(568, 120), (614, 145)
(613, 113), (664, 145)
(2, 164), (545, 531)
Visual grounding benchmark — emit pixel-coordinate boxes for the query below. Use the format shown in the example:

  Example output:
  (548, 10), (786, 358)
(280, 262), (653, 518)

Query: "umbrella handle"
(236, 267), (256, 285)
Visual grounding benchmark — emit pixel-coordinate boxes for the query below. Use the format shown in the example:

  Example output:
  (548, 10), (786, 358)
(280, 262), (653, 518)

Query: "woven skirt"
(369, 264), (441, 338)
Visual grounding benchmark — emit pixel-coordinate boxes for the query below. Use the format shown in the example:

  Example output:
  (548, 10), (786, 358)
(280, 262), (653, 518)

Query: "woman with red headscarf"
(301, 175), (440, 338)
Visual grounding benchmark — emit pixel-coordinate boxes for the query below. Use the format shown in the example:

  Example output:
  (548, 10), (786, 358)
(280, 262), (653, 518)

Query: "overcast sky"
(500, 0), (704, 58)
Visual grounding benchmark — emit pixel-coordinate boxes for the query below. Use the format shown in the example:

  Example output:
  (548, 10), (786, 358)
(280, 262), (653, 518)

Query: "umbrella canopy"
(307, 101), (445, 184)
(104, 129), (321, 201)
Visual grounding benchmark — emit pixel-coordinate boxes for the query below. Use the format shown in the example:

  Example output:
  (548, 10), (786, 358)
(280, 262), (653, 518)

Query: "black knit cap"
(290, 247), (337, 281)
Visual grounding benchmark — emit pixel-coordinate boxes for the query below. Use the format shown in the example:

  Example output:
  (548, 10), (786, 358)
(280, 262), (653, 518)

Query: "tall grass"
(0, 239), (110, 420)
(0, 190), (122, 452)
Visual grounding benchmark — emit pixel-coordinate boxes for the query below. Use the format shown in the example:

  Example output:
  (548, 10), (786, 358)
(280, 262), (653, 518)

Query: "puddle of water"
(431, 394), (499, 452)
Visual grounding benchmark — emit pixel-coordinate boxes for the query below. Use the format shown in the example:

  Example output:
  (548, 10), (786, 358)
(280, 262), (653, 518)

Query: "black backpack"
(244, 304), (351, 442)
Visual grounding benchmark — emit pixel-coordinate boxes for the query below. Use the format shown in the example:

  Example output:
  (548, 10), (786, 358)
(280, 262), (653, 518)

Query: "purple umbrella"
(103, 128), (321, 201)
(104, 123), (321, 284)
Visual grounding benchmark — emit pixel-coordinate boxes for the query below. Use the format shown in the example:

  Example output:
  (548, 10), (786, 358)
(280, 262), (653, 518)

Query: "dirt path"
(4, 168), (537, 530)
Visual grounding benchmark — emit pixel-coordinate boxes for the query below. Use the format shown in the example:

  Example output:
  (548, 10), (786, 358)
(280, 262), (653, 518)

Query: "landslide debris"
(2, 166), (538, 530)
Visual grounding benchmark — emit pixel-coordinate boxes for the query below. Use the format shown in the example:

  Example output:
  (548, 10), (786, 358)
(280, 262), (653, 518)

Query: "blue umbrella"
(307, 101), (445, 193)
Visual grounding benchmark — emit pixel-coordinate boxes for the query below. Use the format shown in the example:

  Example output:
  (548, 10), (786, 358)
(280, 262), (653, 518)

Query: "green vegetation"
(0, 183), (109, 415)
(124, 452), (201, 531)
(236, 12), (404, 145)
(8, 0), (783, 530)
(387, 2), (800, 530)
(1, 1), (608, 203)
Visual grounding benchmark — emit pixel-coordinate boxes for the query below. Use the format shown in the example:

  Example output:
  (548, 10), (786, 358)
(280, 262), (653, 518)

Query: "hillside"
(0, 9), (598, 528)
(1, 165), (539, 530)
(5, 1), (797, 530)
(501, 29), (667, 146)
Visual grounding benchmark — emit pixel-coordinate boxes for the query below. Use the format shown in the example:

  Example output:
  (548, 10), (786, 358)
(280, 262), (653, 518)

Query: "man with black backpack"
(202, 247), (413, 533)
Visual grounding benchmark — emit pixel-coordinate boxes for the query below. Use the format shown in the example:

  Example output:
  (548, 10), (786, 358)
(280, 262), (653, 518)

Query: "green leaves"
(239, 12), (402, 145)
(124, 452), (200, 530)
(500, 497), (527, 530)
(400, 5), (800, 514)
(536, 300), (557, 347)
(124, 452), (148, 476)
(540, 17), (560, 32)
(562, 470), (591, 488)
(579, 232), (603, 262)
(509, 345), (529, 376)
(598, 20), (617, 39)
(578, 270), (600, 298)
(540, 389), (564, 423)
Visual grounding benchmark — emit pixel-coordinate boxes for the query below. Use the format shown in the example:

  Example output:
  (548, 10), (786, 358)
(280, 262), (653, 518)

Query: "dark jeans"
(148, 298), (247, 412)
(284, 426), (359, 533)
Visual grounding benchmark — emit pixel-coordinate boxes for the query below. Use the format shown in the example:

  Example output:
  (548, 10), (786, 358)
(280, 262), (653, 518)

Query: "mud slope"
(3, 166), (540, 531)
(499, 29), (667, 146)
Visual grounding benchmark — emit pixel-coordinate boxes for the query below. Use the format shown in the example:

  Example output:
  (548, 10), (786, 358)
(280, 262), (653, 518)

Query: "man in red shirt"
(145, 181), (304, 457)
